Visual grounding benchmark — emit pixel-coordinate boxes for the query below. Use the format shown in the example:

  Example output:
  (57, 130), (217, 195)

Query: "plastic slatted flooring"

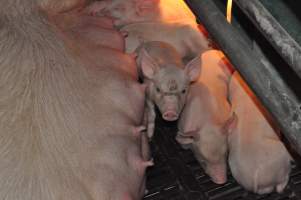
(143, 117), (301, 200)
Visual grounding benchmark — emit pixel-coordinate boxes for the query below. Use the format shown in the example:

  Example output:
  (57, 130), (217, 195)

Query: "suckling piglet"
(176, 50), (234, 184)
(136, 41), (201, 139)
(228, 71), (292, 194)
(121, 22), (210, 61)
(84, 0), (196, 27)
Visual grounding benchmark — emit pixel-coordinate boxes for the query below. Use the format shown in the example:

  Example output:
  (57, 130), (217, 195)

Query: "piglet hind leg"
(276, 175), (289, 193)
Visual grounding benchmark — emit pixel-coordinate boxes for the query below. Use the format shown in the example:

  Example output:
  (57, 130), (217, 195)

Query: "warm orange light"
(226, 0), (233, 23)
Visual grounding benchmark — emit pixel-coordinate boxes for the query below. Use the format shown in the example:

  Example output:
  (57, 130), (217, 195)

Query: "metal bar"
(234, 0), (301, 80)
(184, 0), (301, 154)
(259, 0), (301, 47)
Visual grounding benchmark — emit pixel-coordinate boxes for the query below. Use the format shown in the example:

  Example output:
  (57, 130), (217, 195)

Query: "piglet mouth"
(162, 111), (178, 121)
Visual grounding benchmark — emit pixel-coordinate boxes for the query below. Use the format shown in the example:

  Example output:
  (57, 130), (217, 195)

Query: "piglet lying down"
(228, 72), (292, 194)
(84, 0), (196, 26)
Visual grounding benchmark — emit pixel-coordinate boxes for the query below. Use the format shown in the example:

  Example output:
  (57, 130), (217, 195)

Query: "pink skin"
(140, 129), (151, 161)
(49, 3), (115, 30)
(39, 0), (87, 14)
(49, 4), (125, 51)
(228, 72), (292, 194)
(163, 111), (177, 121)
(0, 1), (149, 199)
(78, 15), (115, 29)
(64, 30), (150, 200)
(120, 22), (211, 58)
(176, 84), (235, 184)
(83, 0), (158, 26)
(64, 35), (138, 80)
(60, 22), (150, 198)
(197, 50), (233, 120)
(131, 125), (152, 161)
(137, 41), (201, 138)
(83, 0), (196, 27)
(122, 22), (210, 60)
(80, 135), (152, 200)
(83, 0), (210, 60)
(83, 0), (110, 16)
(132, 125), (146, 137)
(176, 50), (234, 184)
(89, 46), (139, 79)
(72, 23), (125, 50)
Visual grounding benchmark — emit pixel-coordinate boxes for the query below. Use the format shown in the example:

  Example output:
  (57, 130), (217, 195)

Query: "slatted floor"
(143, 115), (301, 200)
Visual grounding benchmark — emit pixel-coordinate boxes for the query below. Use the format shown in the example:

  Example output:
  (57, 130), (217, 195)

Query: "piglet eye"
(156, 87), (161, 93)
(182, 89), (186, 94)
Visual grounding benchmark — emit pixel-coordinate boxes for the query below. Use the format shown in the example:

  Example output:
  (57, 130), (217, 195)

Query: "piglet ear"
(139, 48), (159, 80)
(222, 112), (238, 134)
(184, 56), (201, 82)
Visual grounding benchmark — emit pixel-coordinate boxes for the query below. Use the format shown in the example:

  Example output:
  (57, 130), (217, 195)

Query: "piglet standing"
(136, 41), (201, 139)
(176, 50), (233, 184)
(228, 71), (292, 194)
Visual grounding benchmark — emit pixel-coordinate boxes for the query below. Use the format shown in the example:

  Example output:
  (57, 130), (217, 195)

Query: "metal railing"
(185, 0), (301, 155)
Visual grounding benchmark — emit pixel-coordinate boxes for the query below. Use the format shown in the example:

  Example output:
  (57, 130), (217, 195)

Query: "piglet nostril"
(162, 111), (178, 121)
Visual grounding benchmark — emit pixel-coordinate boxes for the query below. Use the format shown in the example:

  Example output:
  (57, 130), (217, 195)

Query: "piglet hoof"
(257, 186), (274, 195)
(276, 177), (289, 193)
(143, 158), (154, 167)
(147, 127), (154, 140)
(211, 177), (227, 185)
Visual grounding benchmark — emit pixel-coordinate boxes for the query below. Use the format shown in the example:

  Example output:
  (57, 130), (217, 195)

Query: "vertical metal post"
(185, 0), (301, 154)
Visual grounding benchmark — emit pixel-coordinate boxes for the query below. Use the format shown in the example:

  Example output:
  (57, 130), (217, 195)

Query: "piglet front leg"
(145, 98), (156, 139)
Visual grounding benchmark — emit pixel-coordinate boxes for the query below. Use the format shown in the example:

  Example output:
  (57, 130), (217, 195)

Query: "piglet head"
(176, 120), (232, 185)
(205, 113), (238, 184)
(140, 48), (201, 121)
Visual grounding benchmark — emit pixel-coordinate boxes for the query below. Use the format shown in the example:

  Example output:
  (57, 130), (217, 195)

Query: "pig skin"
(84, 0), (210, 60)
(49, 8), (125, 51)
(121, 22), (210, 61)
(176, 50), (233, 184)
(84, 0), (196, 27)
(228, 71), (292, 194)
(0, 0), (150, 199)
(136, 41), (201, 139)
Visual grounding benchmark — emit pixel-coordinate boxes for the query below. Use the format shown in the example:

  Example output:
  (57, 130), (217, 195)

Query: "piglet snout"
(206, 166), (227, 184)
(211, 175), (227, 185)
(162, 111), (178, 121)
